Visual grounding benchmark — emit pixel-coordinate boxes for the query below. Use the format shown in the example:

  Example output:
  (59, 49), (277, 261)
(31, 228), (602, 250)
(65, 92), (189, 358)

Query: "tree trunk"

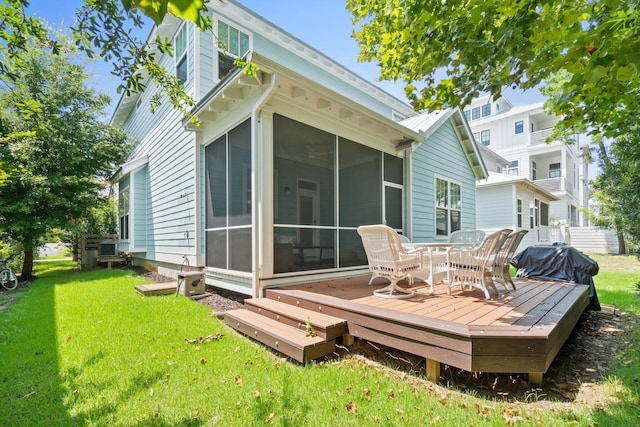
(614, 217), (626, 254)
(617, 233), (626, 255)
(21, 248), (35, 280)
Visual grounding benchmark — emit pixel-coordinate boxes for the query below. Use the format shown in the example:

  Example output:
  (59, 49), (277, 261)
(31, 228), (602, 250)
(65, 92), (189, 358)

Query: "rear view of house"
(110, 0), (486, 297)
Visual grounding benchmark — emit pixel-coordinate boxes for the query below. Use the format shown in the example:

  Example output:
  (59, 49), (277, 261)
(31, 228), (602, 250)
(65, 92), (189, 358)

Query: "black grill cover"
(511, 244), (601, 310)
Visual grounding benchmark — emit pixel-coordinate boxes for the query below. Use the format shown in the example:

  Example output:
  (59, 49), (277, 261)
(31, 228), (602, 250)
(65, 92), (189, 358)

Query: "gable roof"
(400, 108), (488, 180)
(478, 172), (559, 201)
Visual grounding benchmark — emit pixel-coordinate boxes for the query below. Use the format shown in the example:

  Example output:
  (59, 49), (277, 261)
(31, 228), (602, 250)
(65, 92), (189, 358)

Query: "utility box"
(177, 271), (205, 297)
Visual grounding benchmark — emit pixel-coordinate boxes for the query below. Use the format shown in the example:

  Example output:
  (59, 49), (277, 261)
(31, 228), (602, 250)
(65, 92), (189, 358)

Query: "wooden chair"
(357, 225), (422, 299)
(491, 230), (528, 290)
(447, 229), (511, 299)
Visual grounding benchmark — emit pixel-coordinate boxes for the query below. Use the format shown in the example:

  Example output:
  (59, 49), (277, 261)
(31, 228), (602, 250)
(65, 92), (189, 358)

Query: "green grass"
(1, 256), (639, 426)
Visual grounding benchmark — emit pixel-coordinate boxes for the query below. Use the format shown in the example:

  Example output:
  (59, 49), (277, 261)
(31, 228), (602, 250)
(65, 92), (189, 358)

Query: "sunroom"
(188, 58), (423, 297)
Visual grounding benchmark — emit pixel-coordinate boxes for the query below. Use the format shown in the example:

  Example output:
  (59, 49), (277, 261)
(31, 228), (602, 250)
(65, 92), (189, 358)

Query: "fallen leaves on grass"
(185, 333), (224, 344)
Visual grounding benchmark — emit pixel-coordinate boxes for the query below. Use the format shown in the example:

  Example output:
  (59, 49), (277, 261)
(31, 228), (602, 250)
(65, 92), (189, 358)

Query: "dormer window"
(217, 21), (250, 80)
(481, 103), (491, 117)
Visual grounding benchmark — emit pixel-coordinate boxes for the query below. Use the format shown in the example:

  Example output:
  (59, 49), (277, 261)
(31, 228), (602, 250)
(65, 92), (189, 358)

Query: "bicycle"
(1, 255), (18, 290)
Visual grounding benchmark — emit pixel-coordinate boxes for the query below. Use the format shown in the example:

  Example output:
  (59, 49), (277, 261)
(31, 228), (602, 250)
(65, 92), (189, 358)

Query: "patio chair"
(447, 229), (511, 299)
(368, 234), (411, 285)
(358, 225), (422, 299)
(449, 229), (486, 247)
(491, 230), (528, 290)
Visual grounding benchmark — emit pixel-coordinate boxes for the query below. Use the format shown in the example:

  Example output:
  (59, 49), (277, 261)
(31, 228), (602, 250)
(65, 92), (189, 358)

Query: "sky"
(25, 0), (545, 117)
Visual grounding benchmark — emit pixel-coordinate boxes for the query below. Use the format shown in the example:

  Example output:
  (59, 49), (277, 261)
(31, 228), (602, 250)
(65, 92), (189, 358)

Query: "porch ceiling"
(187, 58), (423, 152)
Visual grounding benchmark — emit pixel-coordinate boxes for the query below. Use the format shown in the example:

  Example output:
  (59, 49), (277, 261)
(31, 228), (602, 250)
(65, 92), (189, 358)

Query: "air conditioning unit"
(177, 271), (205, 297)
(98, 240), (117, 257)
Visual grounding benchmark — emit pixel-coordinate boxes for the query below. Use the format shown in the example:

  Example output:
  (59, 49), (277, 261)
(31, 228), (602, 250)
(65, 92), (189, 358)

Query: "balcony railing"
(537, 226), (567, 245)
(528, 128), (554, 146)
(534, 177), (575, 196)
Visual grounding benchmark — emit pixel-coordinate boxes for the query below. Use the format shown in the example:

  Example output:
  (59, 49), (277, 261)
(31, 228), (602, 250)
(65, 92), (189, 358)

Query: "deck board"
(270, 273), (590, 374)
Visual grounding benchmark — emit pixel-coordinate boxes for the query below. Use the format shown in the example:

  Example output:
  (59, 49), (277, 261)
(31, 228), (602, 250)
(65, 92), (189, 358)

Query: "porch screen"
(205, 119), (252, 272)
(273, 114), (402, 274)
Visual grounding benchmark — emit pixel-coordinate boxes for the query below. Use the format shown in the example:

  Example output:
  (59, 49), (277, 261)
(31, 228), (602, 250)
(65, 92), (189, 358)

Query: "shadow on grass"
(0, 263), (209, 426)
(0, 265), (80, 425)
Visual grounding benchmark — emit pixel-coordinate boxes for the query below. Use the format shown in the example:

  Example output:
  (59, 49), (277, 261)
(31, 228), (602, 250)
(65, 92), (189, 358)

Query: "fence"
(76, 234), (119, 270)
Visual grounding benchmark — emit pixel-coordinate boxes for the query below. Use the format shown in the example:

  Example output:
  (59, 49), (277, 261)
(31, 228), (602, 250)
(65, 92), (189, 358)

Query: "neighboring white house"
(464, 95), (590, 227)
(109, 0), (487, 297)
(475, 144), (562, 249)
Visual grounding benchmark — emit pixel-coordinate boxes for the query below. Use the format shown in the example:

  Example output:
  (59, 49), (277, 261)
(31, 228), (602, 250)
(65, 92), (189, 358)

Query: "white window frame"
(215, 19), (252, 80)
(517, 198), (523, 228)
(515, 120), (524, 134)
(118, 187), (130, 241)
(175, 24), (188, 84)
(480, 129), (490, 146)
(504, 160), (519, 176)
(435, 177), (462, 238)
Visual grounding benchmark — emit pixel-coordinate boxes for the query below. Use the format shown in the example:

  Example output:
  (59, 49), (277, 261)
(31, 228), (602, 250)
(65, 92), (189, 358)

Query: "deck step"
(224, 308), (336, 363)
(244, 298), (347, 340)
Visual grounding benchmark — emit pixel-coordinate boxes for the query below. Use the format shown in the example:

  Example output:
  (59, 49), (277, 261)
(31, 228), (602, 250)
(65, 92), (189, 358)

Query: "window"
(118, 187), (130, 240)
(473, 132), (480, 143)
(480, 129), (490, 146)
(471, 107), (481, 120)
(532, 161), (537, 180)
(517, 199), (523, 228)
(175, 25), (188, 84)
(515, 120), (524, 134)
(435, 178), (461, 237)
(205, 119), (252, 272)
(481, 103), (491, 117)
(463, 110), (471, 121)
(530, 204), (534, 229)
(217, 20), (250, 80)
(135, 95), (143, 111)
(549, 163), (561, 178)
(503, 160), (519, 175)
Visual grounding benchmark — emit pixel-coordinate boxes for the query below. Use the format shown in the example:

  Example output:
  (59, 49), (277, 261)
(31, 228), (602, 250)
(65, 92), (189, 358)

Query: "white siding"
(476, 185), (513, 229)
(569, 227), (620, 254)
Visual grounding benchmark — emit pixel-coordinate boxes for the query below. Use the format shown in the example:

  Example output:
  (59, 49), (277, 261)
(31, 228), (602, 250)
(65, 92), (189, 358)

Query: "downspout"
(251, 71), (278, 299)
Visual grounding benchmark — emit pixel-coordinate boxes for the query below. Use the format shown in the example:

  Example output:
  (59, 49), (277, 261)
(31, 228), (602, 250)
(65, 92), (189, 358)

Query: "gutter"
(251, 70), (278, 299)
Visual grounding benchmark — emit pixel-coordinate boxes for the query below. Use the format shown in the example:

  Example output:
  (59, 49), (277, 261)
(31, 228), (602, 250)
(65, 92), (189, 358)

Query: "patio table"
(402, 242), (474, 295)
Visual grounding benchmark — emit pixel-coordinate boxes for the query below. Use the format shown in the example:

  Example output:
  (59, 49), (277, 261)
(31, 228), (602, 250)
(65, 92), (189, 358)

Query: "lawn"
(0, 255), (638, 426)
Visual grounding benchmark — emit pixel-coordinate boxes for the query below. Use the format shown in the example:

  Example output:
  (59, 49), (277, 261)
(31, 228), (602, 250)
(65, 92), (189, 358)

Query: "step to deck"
(244, 298), (347, 340)
(224, 308), (336, 363)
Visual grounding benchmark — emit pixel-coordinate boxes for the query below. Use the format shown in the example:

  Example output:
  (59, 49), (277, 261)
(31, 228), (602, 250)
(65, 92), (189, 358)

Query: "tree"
(346, 0), (639, 140)
(72, 0), (255, 123)
(0, 35), (131, 279)
(592, 123), (640, 252)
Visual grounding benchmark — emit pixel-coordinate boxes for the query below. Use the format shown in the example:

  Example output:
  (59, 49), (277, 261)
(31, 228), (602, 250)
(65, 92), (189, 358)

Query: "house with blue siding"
(110, 1), (487, 297)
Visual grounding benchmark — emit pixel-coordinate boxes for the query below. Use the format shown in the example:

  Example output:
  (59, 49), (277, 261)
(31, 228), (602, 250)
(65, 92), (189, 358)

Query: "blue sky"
(26, 0), (544, 115)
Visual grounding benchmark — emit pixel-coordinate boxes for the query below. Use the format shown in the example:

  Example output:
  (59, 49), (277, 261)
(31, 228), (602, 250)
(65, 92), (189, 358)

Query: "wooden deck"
(266, 274), (590, 382)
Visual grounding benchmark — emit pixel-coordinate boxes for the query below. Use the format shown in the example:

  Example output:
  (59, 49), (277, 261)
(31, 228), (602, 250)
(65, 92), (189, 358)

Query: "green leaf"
(616, 64), (637, 82)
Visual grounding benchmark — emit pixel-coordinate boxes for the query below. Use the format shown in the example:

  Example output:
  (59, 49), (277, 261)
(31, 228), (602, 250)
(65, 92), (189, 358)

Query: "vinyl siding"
(476, 185), (513, 229)
(121, 92), (197, 258)
(131, 166), (148, 251)
(411, 120), (478, 241)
